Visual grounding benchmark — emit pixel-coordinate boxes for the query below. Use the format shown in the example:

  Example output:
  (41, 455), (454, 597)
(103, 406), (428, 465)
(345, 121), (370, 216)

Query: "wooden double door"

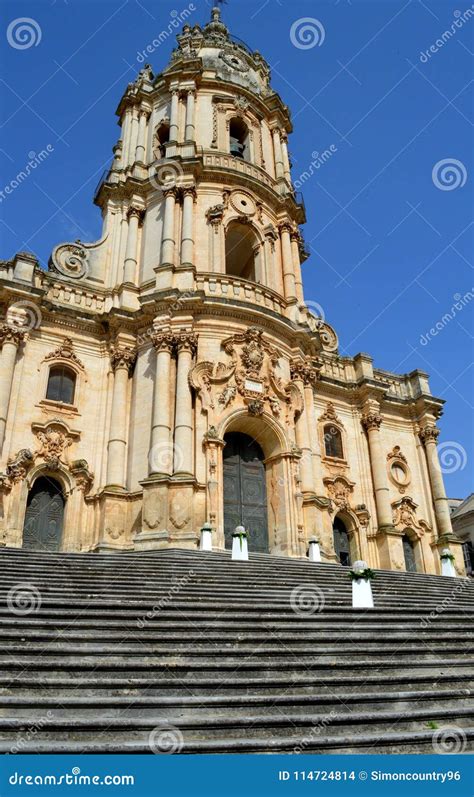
(223, 432), (269, 553)
(22, 477), (64, 551)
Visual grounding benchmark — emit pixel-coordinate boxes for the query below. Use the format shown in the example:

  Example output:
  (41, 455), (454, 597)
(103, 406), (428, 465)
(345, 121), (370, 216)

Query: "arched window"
(154, 121), (170, 158)
(324, 424), (344, 459)
(229, 117), (250, 161)
(225, 221), (259, 281)
(333, 516), (351, 566)
(46, 366), (76, 405)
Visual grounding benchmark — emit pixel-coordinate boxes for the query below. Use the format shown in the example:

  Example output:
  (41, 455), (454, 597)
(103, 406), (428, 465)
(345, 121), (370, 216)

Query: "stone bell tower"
(1, 6), (464, 575)
(90, 4), (336, 555)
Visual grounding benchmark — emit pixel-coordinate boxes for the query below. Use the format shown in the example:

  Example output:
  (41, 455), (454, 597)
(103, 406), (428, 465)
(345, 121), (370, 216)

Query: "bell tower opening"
(225, 221), (258, 281)
(229, 117), (250, 161)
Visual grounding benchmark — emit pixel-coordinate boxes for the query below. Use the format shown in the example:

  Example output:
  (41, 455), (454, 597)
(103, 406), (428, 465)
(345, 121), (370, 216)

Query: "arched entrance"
(333, 515), (351, 566)
(223, 432), (268, 552)
(402, 534), (417, 572)
(22, 477), (65, 551)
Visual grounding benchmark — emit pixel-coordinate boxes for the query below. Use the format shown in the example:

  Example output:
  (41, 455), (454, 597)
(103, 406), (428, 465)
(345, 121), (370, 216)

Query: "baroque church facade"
(0, 8), (465, 575)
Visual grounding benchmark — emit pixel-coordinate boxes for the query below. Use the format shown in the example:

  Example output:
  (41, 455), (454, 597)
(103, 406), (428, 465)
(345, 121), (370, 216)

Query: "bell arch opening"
(225, 221), (260, 281)
(22, 476), (65, 552)
(229, 117), (250, 161)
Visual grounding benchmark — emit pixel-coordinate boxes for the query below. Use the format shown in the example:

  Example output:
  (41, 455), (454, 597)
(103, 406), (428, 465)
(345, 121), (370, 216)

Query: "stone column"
(135, 109), (149, 163)
(173, 333), (197, 476)
(160, 188), (178, 267)
(120, 106), (133, 168)
(272, 127), (284, 179)
(184, 90), (196, 142)
(419, 425), (453, 537)
(281, 133), (291, 182)
(149, 332), (175, 476)
(279, 223), (297, 301)
(361, 410), (394, 530)
(0, 325), (26, 453)
(290, 230), (304, 304)
(129, 106), (139, 166)
(123, 206), (143, 284)
(169, 89), (180, 142)
(264, 228), (282, 295)
(180, 187), (196, 268)
(206, 206), (225, 273)
(106, 345), (136, 488)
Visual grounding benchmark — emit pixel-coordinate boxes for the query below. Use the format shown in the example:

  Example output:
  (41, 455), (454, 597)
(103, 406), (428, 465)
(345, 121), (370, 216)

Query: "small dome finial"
(211, 6), (221, 22)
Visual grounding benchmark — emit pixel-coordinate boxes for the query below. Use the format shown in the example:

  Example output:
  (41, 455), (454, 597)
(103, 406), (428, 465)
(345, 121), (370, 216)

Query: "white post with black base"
(232, 526), (248, 561)
(199, 522), (213, 551)
(440, 548), (456, 577)
(308, 537), (321, 562)
(350, 560), (374, 609)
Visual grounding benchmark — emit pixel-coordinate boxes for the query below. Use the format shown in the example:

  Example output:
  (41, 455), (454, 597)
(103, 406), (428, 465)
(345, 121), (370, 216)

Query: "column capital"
(138, 108), (151, 121)
(110, 344), (137, 374)
(290, 360), (320, 385)
(419, 425), (440, 444)
(182, 186), (197, 201)
(163, 186), (179, 200)
(361, 412), (382, 431)
(278, 221), (293, 235)
(150, 330), (175, 353)
(175, 331), (197, 354)
(0, 322), (27, 349)
(127, 205), (145, 223)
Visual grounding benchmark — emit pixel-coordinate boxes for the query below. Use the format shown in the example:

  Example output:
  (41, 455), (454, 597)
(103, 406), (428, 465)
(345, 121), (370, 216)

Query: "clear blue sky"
(1, 0), (473, 497)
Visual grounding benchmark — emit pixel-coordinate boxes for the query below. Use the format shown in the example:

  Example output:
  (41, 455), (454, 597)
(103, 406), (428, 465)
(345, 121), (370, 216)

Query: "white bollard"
(232, 526), (248, 561)
(440, 549), (456, 577)
(350, 560), (374, 608)
(199, 522), (213, 551)
(308, 538), (321, 562)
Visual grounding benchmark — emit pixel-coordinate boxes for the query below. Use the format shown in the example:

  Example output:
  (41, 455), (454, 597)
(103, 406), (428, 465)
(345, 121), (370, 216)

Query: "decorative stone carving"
(361, 412), (382, 431)
(33, 419), (79, 466)
(229, 191), (256, 217)
(419, 425), (440, 444)
(110, 345), (137, 373)
(44, 337), (84, 369)
(387, 445), (407, 464)
(354, 504), (370, 527)
(49, 242), (89, 278)
(387, 446), (411, 494)
(290, 360), (321, 386)
(247, 399), (264, 416)
(6, 449), (33, 484)
(206, 204), (225, 225)
(0, 322), (27, 348)
(175, 331), (197, 354)
(219, 49), (249, 73)
(392, 496), (431, 538)
(106, 526), (124, 540)
(70, 459), (94, 494)
(150, 331), (175, 353)
(319, 401), (342, 425)
(169, 492), (190, 530)
(143, 491), (163, 530)
(218, 385), (237, 408)
(323, 475), (355, 512)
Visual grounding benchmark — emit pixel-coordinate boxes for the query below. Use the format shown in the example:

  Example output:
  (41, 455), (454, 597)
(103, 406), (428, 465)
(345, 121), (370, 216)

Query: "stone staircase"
(0, 546), (472, 754)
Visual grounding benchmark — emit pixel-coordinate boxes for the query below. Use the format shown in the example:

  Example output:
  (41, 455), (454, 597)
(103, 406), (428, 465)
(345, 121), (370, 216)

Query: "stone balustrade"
(195, 272), (287, 315)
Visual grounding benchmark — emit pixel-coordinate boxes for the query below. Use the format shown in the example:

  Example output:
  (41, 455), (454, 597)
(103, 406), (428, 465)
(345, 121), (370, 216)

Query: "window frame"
(45, 365), (77, 406)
